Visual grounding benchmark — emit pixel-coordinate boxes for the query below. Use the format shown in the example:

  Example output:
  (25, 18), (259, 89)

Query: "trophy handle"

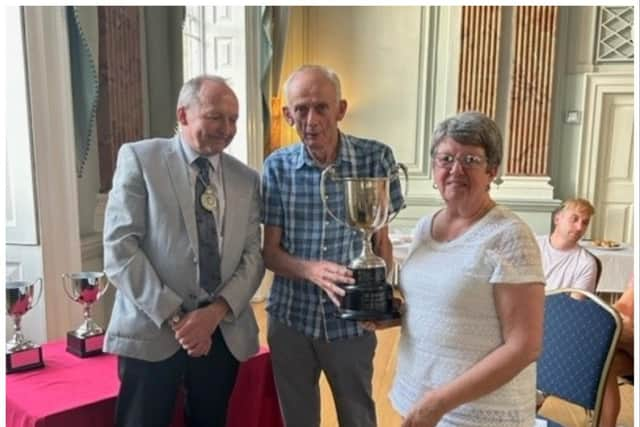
(320, 165), (349, 228)
(31, 278), (43, 308)
(97, 274), (110, 300)
(61, 273), (77, 301)
(386, 163), (409, 224)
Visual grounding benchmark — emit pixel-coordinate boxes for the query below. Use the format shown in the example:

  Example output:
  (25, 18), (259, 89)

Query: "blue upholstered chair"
(536, 288), (622, 426)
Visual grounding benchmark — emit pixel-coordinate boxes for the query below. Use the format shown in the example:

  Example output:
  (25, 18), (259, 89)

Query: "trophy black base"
(338, 306), (401, 321)
(6, 347), (45, 373)
(338, 267), (400, 321)
(66, 332), (104, 358)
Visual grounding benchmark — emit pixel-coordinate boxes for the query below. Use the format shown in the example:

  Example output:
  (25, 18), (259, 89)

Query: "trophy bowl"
(320, 163), (408, 321)
(62, 272), (110, 357)
(6, 279), (45, 373)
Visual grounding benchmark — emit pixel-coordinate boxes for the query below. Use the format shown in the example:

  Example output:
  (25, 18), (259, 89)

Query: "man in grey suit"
(103, 75), (264, 427)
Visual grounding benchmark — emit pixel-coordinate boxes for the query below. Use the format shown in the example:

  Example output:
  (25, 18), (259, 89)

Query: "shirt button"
(323, 246), (327, 251)
(193, 256), (198, 263)
(325, 221), (330, 226)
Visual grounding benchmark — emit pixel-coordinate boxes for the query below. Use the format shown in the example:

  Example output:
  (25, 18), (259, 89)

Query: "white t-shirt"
(536, 235), (597, 293)
(390, 205), (544, 427)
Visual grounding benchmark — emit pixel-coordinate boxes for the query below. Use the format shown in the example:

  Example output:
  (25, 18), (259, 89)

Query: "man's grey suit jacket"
(103, 136), (264, 362)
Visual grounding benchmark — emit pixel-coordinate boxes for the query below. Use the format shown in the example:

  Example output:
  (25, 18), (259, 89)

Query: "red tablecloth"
(227, 346), (283, 427)
(6, 340), (283, 427)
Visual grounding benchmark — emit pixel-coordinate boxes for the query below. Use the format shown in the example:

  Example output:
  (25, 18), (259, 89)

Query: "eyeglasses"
(433, 153), (487, 170)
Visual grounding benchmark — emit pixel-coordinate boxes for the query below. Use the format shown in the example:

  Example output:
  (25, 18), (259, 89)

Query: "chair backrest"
(585, 250), (603, 287)
(537, 288), (621, 426)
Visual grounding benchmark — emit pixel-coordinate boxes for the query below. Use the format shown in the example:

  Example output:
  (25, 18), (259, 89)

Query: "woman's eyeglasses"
(433, 153), (487, 170)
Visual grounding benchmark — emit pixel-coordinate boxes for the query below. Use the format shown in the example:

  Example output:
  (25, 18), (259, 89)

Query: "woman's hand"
(401, 392), (446, 427)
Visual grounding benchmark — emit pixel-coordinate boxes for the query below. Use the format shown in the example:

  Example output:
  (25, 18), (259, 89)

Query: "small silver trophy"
(62, 272), (110, 357)
(320, 163), (408, 320)
(6, 279), (45, 373)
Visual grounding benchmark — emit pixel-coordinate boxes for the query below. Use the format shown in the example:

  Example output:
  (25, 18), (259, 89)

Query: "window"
(183, 6), (261, 166)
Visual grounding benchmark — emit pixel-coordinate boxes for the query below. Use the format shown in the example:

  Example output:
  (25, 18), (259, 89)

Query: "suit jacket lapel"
(165, 138), (198, 254)
(220, 153), (240, 278)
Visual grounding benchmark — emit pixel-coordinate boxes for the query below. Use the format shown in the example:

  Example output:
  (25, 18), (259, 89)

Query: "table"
(584, 244), (635, 294)
(6, 341), (283, 427)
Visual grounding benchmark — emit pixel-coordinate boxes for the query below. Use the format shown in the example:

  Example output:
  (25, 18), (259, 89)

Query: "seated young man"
(537, 198), (597, 293)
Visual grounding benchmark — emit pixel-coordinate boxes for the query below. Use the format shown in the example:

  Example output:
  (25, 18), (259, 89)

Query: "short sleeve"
(487, 221), (545, 285)
(572, 254), (598, 293)
(379, 145), (405, 214)
(404, 215), (431, 260)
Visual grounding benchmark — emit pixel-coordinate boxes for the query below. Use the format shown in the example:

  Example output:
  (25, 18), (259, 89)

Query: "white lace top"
(389, 205), (544, 427)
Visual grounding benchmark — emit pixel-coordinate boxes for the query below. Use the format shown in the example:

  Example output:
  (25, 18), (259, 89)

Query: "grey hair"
(176, 74), (230, 110)
(283, 64), (342, 104)
(430, 111), (503, 168)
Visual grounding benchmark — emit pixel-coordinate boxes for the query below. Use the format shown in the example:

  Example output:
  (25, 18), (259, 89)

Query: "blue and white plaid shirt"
(262, 133), (405, 341)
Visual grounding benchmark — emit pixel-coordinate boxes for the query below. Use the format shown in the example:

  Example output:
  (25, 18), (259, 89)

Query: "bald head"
(177, 75), (239, 156)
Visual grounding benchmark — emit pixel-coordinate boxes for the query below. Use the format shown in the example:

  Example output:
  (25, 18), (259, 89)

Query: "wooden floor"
(252, 301), (634, 427)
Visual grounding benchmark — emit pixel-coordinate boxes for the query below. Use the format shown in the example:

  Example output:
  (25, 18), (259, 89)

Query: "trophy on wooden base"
(320, 163), (408, 321)
(6, 279), (45, 373)
(62, 272), (109, 357)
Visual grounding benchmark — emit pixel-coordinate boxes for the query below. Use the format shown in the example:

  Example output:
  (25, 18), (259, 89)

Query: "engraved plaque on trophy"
(62, 272), (110, 357)
(320, 163), (408, 321)
(6, 279), (45, 373)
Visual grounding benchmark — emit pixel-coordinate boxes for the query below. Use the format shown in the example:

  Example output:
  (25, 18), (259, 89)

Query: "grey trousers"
(268, 317), (377, 427)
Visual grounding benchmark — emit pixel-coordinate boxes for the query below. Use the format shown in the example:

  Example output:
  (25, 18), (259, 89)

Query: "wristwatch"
(168, 307), (185, 327)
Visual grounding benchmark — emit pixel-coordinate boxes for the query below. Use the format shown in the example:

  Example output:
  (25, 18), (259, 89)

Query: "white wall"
(297, 6), (565, 234)
(304, 6), (463, 231)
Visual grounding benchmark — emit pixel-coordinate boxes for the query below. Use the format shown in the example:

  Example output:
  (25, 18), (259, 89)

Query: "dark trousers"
(115, 328), (239, 427)
(268, 318), (377, 427)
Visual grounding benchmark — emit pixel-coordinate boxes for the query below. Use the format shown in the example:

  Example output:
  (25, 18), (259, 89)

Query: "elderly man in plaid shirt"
(262, 65), (405, 427)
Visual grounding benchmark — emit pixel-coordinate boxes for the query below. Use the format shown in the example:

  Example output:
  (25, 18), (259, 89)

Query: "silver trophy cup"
(320, 163), (408, 320)
(62, 272), (110, 357)
(6, 279), (45, 372)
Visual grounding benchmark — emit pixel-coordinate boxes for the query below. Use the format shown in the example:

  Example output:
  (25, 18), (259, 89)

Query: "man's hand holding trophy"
(320, 162), (408, 321)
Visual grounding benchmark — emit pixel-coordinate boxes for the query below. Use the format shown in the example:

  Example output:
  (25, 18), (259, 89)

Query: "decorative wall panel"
(595, 6), (634, 63)
(507, 6), (558, 176)
(457, 6), (501, 118)
(97, 7), (144, 192)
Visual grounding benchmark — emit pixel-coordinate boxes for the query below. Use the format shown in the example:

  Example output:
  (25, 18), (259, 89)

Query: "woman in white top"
(365, 111), (545, 426)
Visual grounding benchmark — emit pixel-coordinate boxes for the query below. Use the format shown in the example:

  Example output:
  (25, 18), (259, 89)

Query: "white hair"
(283, 65), (342, 104)
(176, 74), (230, 110)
